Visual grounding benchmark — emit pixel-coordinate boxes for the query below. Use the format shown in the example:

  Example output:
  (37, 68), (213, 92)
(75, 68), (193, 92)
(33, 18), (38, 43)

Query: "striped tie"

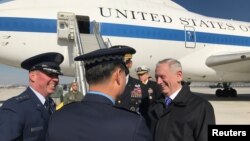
(165, 97), (172, 106)
(44, 98), (56, 115)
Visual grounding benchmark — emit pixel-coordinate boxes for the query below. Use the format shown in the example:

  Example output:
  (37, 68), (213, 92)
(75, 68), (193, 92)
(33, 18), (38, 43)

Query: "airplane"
(1, 0), (250, 97)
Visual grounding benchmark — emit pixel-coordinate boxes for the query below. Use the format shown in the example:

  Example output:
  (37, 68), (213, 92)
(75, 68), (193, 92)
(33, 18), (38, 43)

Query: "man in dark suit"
(46, 46), (152, 141)
(0, 52), (64, 141)
(148, 58), (215, 141)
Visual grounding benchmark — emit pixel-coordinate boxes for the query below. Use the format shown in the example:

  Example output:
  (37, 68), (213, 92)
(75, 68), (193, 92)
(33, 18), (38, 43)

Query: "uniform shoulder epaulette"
(15, 94), (30, 102)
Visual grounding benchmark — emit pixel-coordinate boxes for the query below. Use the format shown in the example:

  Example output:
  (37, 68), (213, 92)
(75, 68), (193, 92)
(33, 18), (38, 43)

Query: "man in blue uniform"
(0, 52), (64, 141)
(46, 46), (152, 141)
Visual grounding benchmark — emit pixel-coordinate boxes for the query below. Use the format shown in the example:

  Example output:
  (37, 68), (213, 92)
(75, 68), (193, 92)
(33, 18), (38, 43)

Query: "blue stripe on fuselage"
(0, 17), (250, 46)
(100, 23), (184, 41)
(0, 17), (56, 33)
(100, 23), (250, 46)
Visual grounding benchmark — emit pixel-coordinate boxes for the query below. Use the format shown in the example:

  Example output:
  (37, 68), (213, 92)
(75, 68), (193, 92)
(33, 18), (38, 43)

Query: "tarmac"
(0, 86), (250, 124)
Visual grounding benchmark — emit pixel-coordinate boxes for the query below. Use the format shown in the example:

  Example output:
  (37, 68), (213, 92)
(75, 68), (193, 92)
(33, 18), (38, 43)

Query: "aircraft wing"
(206, 51), (250, 73)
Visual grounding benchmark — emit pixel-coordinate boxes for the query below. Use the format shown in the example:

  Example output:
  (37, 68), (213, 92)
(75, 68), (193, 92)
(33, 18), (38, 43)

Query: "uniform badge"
(69, 95), (75, 100)
(130, 84), (142, 98)
(130, 106), (136, 111)
(148, 88), (153, 99)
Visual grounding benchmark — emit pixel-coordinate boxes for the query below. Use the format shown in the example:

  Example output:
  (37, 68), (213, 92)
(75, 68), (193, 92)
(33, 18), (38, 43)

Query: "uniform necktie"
(44, 98), (56, 115)
(165, 97), (172, 106)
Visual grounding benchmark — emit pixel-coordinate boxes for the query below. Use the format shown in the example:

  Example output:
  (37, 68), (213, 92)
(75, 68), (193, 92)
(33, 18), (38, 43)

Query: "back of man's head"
(85, 62), (126, 85)
(75, 46), (136, 85)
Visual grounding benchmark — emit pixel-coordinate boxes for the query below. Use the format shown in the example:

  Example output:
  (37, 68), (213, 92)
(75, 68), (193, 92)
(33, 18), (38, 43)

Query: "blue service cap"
(21, 52), (64, 75)
(74, 45), (136, 69)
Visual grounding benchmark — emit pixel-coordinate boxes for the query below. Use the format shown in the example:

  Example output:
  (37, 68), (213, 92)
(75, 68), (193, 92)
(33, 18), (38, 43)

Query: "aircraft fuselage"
(1, 0), (250, 82)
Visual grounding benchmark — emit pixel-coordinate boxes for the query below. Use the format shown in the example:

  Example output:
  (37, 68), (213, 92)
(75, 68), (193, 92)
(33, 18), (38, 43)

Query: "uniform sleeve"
(63, 93), (69, 105)
(0, 104), (23, 141)
(133, 117), (153, 141)
(77, 92), (84, 101)
(195, 101), (216, 141)
(45, 116), (53, 141)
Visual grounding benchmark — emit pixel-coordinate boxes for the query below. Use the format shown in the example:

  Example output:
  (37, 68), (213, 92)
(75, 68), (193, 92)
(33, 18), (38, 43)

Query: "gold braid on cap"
(124, 53), (132, 61)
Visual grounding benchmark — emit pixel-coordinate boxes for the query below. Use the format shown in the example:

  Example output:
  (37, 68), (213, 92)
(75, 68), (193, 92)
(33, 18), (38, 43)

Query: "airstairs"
(57, 12), (109, 95)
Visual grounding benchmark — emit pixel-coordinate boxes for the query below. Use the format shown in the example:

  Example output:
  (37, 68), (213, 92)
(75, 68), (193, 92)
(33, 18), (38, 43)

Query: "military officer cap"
(124, 53), (133, 62)
(21, 52), (64, 75)
(74, 45), (136, 69)
(136, 66), (150, 75)
(111, 45), (134, 62)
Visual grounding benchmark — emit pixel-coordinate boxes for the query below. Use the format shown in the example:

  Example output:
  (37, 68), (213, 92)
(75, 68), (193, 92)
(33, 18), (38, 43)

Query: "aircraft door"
(184, 26), (196, 48)
(76, 15), (90, 34)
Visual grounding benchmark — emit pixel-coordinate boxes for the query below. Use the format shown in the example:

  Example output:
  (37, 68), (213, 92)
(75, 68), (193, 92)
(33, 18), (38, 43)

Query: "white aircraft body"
(1, 0), (250, 96)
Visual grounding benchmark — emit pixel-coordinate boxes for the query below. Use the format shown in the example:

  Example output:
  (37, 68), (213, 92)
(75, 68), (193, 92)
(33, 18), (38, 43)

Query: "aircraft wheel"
(229, 89), (237, 97)
(216, 89), (223, 97)
(222, 89), (230, 97)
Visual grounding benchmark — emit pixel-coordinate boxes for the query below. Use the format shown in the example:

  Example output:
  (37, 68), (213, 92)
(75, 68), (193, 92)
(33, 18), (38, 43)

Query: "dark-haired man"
(114, 46), (149, 115)
(46, 46), (152, 141)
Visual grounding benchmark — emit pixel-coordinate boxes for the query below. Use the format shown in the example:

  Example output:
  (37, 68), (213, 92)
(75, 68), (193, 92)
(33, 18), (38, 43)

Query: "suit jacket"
(116, 76), (149, 113)
(0, 87), (51, 141)
(46, 93), (152, 141)
(148, 84), (215, 141)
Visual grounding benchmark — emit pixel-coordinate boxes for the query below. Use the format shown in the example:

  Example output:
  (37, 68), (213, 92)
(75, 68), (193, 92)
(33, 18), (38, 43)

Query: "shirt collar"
(143, 79), (149, 85)
(126, 75), (129, 84)
(29, 86), (46, 104)
(169, 86), (182, 100)
(88, 91), (115, 105)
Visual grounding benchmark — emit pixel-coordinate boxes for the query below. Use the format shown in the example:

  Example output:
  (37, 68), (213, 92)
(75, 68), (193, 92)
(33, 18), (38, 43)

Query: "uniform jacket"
(148, 84), (215, 141)
(145, 80), (162, 103)
(115, 76), (149, 113)
(0, 87), (51, 141)
(46, 93), (152, 141)
(63, 91), (84, 105)
(140, 80), (162, 127)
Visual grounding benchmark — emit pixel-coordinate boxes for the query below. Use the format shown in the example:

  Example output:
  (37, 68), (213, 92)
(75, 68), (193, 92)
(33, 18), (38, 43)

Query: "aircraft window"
(187, 31), (194, 41)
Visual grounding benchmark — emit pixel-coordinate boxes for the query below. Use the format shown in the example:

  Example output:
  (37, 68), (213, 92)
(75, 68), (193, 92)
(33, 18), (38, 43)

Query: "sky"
(1, 0), (250, 85)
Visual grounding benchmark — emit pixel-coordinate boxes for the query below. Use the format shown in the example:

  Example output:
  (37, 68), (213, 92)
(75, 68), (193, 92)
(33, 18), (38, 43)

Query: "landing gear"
(215, 83), (237, 97)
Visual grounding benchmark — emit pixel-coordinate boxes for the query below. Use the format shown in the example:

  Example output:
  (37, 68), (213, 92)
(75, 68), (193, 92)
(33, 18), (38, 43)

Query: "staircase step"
(80, 34), (101, 53)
